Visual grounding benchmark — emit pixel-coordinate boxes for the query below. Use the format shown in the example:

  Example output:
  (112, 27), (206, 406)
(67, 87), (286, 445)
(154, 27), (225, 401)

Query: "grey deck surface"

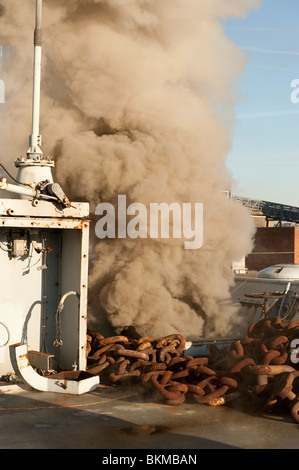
(0, 381), (298, 450)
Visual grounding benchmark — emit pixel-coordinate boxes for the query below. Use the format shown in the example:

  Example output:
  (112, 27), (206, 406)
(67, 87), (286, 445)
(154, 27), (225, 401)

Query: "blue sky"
(224, 0), (299, 206)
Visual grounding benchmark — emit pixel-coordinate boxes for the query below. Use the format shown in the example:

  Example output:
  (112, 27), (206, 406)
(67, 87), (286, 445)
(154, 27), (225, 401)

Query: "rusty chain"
(86, 317), (299, 424)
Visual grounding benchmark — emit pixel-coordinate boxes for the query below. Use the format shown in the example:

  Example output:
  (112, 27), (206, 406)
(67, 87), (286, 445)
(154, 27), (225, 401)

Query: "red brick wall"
(295, 229), (299, 265)
(246, 227), (296, 272)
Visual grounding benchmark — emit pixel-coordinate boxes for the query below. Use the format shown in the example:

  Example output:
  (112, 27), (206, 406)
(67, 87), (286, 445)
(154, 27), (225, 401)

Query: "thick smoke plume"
(0, 0), (259, 340)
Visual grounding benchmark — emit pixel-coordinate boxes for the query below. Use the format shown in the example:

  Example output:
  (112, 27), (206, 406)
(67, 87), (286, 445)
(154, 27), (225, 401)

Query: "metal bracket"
(10, 343), (99, 395)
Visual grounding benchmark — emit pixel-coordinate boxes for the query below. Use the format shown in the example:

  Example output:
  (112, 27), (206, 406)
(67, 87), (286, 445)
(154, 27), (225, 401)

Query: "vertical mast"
(0, 0), (71, 205)
(29, 0), (43, 157)
(15, 0), (54, 188)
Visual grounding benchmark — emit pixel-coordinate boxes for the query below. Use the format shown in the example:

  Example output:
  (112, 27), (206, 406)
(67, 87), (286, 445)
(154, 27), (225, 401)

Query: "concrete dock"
(0, 380), (298, 450)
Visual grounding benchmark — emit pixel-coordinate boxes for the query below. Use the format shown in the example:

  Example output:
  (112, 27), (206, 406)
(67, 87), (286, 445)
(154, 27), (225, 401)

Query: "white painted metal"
(0, 178), (54, 200)
(10, 343), (99, 395)
(232, 257), (247, 274)
(15, 160), (54, 189)
(15, 0), (55, 189)
(29, 0), (42, 157)
(0, 199), (89, 218)
(0, 206), (90, 376)
(0, 216), (89, 230)
(258, 264), (299, 280)
(30, 20), (42, 155)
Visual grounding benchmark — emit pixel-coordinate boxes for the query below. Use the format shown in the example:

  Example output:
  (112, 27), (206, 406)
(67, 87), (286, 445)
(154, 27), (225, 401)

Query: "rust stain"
(18, 354), (30, 369)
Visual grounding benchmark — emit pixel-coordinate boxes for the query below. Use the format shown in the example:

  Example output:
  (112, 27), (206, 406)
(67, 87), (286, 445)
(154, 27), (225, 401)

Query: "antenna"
(15, 0), (54, 187)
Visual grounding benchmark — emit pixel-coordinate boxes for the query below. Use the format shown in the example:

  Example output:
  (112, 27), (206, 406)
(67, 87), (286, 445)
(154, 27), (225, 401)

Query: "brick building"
(246, 227), (299, 272)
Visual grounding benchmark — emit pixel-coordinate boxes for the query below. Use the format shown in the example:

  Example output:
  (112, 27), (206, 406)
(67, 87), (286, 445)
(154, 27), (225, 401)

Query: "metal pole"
(0, 178), (58, 202)
(29, 0), (43, 156)
(12, 0), (55, 190)
(0, 178), (36, 198)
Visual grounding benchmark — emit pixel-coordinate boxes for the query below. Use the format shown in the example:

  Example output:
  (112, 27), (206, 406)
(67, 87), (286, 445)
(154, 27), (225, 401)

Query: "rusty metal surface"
(245, 292), (287, 300)
(0, 217), (89, 230)
(28, 350), (55, 373)
(0, 198), (89, 219)
(86, 317), (299, 424)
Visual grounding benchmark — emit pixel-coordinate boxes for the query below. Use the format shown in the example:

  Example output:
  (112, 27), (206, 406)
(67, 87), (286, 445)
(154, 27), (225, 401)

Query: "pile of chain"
(86, 316), (299, 424)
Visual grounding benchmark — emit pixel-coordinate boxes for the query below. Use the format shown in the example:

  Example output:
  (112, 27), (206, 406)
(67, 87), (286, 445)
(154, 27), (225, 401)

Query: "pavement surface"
(0, 380), (298, 450)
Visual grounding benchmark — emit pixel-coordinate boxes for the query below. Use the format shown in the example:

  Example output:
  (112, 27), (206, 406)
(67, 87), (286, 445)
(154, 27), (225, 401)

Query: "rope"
(53, 291), (80, 347)
(0, 163), (32, 188)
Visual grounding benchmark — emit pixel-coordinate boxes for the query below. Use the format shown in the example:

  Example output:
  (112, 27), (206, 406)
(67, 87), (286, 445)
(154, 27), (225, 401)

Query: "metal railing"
(232, 195), (299, 225)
